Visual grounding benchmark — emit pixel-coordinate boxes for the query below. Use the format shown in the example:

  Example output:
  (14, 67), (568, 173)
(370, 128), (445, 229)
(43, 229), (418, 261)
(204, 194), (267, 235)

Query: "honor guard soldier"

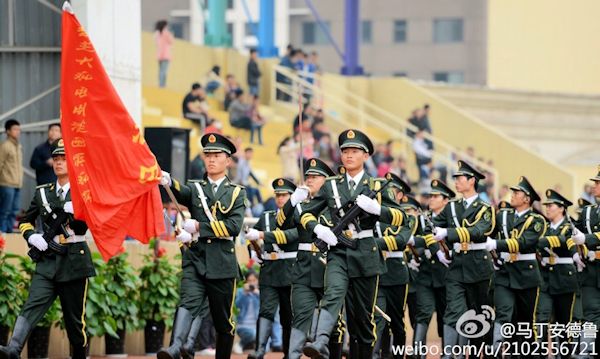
(485, 176), (545, 350)
(246, 177), (301, 359)
(372, 173), (414, 359)
(0, 139), (95, 359)
(430, 160), (495, 357)
(158, 133), (247, 359)
(572, 166), (600, 356)
(536, 189), (582, 351)
(299, 129), (400, 358)
(412, 180), (456, 358)
(259, 158), (345, 359)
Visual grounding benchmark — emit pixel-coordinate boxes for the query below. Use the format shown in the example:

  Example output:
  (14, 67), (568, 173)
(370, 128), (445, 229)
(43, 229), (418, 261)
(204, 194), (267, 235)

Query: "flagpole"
(297, 84), (305, 185)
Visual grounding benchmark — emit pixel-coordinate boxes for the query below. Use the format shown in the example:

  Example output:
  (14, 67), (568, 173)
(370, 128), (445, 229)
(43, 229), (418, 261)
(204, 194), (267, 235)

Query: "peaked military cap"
(386, 172), (411, 194)
(578, 198), (592, 208)
(304, 158), (335, 177)
(427, 179), (455, 199)
(510, 176), (540, 202)
(338, 129), (374, 154)
(498, 200), (512, 210)
(201, 133), (236, 155)
(542, 189), (572, 207)
(589, 165), (600, 182)
(399, 194), (421, 210)
(272, 178), (296, 194)
(453, 160), (485, 180)
(51, 138), (65, 156)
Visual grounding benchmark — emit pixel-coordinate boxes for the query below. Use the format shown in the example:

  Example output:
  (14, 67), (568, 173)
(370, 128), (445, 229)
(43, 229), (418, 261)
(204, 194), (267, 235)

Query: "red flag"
(60, 5), (165, 260)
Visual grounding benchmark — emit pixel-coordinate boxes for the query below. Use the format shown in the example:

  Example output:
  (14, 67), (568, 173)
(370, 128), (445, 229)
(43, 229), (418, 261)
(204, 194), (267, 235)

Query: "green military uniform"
(412, 182), (455, 357)
(277, 159), (346, 359)
(159, 133), (246, 359)
(572, 198), (590, 340)
(490, 176), (545, 348)
(301, 130), (397, 358)
(0, 139), (95, 359)
(431, 161), (494, 357)
(574, 167), (600, 355)
(249, 178), (298, 359)
(372, 174), (414, 359)
(535, 190), (578, 351)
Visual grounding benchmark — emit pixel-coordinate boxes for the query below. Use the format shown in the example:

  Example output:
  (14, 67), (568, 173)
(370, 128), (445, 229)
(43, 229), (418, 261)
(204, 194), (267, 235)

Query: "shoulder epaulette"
(231, 183), (245, 189)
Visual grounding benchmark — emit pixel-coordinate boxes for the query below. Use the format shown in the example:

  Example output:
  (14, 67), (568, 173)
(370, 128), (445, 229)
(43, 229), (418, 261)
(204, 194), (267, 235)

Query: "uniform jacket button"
(372, 247), (377, 251)
(80, 249), (85, 254)
(549, 267), (553, 271)
(484, 255), (488, 260)
(529, 264), (533, 269)
(207, 239), (212, 243)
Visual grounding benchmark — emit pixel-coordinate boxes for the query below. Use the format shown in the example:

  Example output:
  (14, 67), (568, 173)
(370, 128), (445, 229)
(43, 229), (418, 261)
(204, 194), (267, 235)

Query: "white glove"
(407, 235), (415, 247)
(436, 250), (452, 268)
(408, 258), (420, 272)
(588, 250), (596, 262)
(176, 230), (193, 244)
(572, 228), (586, 245)
(160, 170), (172, 186)
(424, 249), (432, 259)
(63, 201), (74, 214)
(493, 263), (501, 271)
(183, 219), (199, 234)
(28, 234), (48, 251)
(573, 252), (586, 272)
(314, 224), (338, 247)
(486, 237), (497, 252)
(290, 186), (309, 206)
(246, 228), (261, 241)
(356, 194), (381, 216)
(434, 227), (447, 241)
(251, 250), (263, 265)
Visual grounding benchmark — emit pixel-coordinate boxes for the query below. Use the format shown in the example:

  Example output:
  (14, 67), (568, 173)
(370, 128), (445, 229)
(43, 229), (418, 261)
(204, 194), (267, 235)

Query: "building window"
(302, 21), (330, 45)
(433, 71), (464, 84)
(393, 20), (407, 43)
(361, 20), (372, 44)
(227, 0), (234, 9)
(227, 23), (234, 37)
(433, 18), (463, 43)
(170, 22), (184, 39)
(393, 72), (408, 77)
(245, 22), (258, 36)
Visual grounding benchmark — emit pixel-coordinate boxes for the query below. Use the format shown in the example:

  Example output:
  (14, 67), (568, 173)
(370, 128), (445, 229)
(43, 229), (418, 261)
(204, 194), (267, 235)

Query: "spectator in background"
(465, 146), (476, 160)
(182, 82), (210, 130)
(189, 153), (206, 179)
(311, 121), (329, 142)
(413, 130), (433, 182)
(229, 89), (253, 131)
(247, 49), (261, 97)
(234, 148), (262, 210)
(581, 183), (595, 204)
(154, 20), (174, 88)
(408, 107), (433, 148)
(0, 119), (23, 233)
(204, 119), (223, 135)
(30, 123), (61, 185)
(314, 133), (338, 169)
(276, 47), (295, 101)
(498, 184), (511, 203)
(277, 137), (299, 182)
(248, 95), (265, 145)
(391, 157), (411, 186)
(224, 74), (241, 111)
(204, 65), (224, 94)
(234, 271), (260, 354)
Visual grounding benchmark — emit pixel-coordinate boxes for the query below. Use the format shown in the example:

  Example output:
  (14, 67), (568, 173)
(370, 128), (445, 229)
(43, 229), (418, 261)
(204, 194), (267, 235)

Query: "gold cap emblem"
(546, 190), (551, 197)
(347, 130), (355, 139)
(402, 196), (408, 202)
(458, 160), (462, 167)
(432, 180), (438, 187)
(519, 176), (524, 182)
(310, 159), (317, 167)
(208, 134), (216, 143)
(277, 179), (284, 186)
(57, 139), (64, 147)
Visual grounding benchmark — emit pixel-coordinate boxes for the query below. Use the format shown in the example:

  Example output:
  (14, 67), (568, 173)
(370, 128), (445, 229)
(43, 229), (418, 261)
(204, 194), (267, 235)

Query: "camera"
(248, 284), (256, 292)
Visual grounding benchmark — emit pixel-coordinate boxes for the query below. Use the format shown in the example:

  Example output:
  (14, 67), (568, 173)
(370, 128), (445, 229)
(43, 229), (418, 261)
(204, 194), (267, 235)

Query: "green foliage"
(0, 253), (26, 328)
(84, 253), (118, 338)
(104, 252), (142, 332)
(138, 242), (180, 329)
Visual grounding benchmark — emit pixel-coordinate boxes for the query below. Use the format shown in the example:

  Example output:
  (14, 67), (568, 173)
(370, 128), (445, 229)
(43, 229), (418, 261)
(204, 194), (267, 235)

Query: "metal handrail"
(273, 65), (499, 181)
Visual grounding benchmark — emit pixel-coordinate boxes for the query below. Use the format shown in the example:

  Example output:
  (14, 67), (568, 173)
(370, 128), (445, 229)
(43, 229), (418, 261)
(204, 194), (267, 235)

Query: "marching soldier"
(412, 180), (456, 358)
(372, 173), (414, 359)
(535, 189), (582, 353)
(158, 133), (247, 359)
(572, 166), (600, 357)
(485, 176), (546, 349)
(431, 160), (495, 358)
(253, 158), (345, 359)
(0, 139), (95, 359)
(299, 129), (401, 358)
(246, 177), (301, 359)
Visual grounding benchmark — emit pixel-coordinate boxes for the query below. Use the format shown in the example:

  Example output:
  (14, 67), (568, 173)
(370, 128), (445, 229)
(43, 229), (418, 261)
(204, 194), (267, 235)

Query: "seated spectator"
(234, 271), (260, 353)
(182, 82), (210, 131)
(413, 130), (432, 171)
(312, 121), (329, 142)
(224, 74), (241, 110)
(278, 137), (300, 182)
(391, 157), (411, 186)
(204, 118), (223, 135)
(234, 148), (262, 209)
(189, 153), (205, 179)
(228, 89), (253, 131)
(204, 65), (224, 94)
(248, 95), (265, 145)
(314, 133), (338, 169)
